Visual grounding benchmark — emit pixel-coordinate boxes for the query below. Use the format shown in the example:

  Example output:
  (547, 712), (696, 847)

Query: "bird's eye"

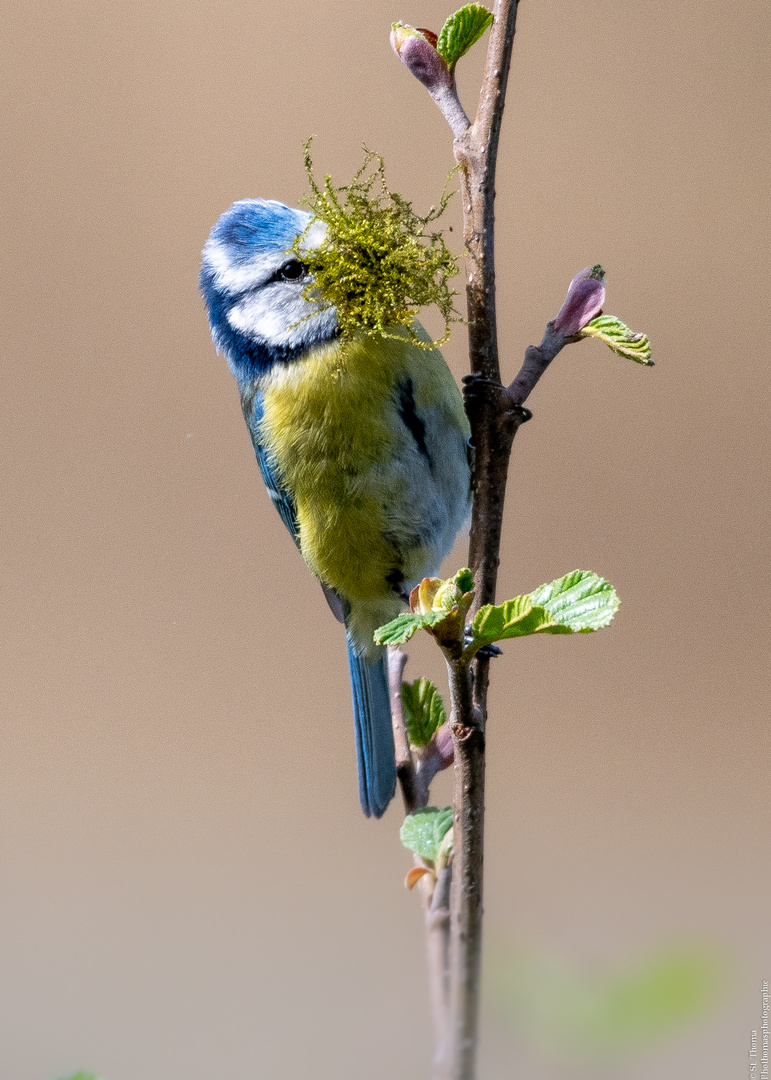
(279, 259), (307, 281)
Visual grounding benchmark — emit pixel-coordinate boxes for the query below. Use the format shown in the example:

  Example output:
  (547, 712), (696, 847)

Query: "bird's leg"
(462, 372), (533, 440)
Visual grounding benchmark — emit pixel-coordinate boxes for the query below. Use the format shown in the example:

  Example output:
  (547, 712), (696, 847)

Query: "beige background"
(2, 0), (769, 1077)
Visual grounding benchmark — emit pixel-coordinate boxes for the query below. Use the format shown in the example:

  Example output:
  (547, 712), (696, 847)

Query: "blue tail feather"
(346, 635), (396, 818)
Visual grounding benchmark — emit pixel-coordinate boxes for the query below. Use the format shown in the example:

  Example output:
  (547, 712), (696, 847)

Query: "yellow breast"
(258, 327), (470, 608)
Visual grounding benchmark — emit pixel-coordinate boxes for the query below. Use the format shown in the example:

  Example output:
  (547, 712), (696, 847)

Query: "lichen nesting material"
(292, 140), (461, 347)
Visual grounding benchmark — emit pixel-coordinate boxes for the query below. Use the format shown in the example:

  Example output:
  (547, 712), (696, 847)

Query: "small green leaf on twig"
(437, 4), (494, 70)
(471, 570), (619, 652)
(402, 678), (447, 748)
(401, 806), (454, 861)
(581, 314), (653, 365)
(374, 610), (447, 646)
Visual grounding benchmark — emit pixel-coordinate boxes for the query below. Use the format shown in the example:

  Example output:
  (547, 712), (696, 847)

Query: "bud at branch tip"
(390, 22), (452, 92)
(553, 265), (607, 337)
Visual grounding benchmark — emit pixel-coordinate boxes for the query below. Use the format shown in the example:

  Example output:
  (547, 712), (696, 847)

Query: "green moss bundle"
(292, 140), (460, 347)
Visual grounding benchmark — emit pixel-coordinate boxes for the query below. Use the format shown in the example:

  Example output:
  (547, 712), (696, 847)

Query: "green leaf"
(374, 610), (446, 646)
(528, 570), (620, 631)
(437, 4), (493, 69)
(402, 678), (447, 748)
(473, 594), (545, 647)
(471, 570), (619, 649)
(400, 806), (454, 860)
(56, 1074), (104, 1080)
(581, 314), (653, 365)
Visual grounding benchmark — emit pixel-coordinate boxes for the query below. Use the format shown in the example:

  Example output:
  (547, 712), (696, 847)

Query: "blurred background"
(2, 0), (769, 1077)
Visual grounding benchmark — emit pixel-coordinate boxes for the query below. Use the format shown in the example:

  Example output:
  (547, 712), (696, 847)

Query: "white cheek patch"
(204, 239), (284, 295)
(227, 283), (337, 349)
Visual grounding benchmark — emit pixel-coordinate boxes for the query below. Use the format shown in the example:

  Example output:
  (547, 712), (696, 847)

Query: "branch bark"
(388, 646), (420, 814)
(445, 2), (523, 1077)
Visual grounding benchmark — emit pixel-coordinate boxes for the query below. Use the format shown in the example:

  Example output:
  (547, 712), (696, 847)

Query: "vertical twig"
(395, 6), (614, 1075)
(446, 657), (483, 1080)
(393, 4), (525, 1075)
(388, 647), (452, 1078)
(447, 3), (523, 1077)
(388, 646), (420, 813)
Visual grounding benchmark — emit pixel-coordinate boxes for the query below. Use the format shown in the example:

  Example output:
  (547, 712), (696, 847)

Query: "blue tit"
(200, 199), (471, 817)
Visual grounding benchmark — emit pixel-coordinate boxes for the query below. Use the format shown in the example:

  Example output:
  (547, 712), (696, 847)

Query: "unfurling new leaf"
(402, 678), (447, 748)
(437, 5), (494, 70)
(374, 567), (474, 650)
(581, 314), (653, 365)
(401, 806), (454, 861)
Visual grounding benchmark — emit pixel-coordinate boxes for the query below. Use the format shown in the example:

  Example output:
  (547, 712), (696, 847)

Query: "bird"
(200, 198), (471, 818)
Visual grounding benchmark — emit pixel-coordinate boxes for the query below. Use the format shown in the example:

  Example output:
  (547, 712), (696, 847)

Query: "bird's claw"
(464, 625), (502, 658)
(462, 373), (533, 427)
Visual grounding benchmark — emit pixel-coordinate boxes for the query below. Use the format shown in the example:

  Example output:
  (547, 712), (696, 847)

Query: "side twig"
(388, 647), (451, 1077)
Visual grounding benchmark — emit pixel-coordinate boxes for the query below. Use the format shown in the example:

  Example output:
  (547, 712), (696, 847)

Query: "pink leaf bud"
(433, 723), (454, 770)
(390, 22), (452, 92)
(553, 265), (606, 337)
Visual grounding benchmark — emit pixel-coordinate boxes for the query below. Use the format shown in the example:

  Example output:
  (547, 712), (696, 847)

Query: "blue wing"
(242, 386), (301, 544)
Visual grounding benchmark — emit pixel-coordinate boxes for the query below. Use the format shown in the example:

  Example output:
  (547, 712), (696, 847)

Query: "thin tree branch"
(424, 864), (452, 1078)
(388, 645), (451, 1076)
(454, 0), (523, 616)
(507, 323), (570, 406)
(443, 3), (523, 1077)
(446, 656), (484, 1080)
(388, 646), (421, 814)
(397, 6), (601, 1076)
(429, 83), (471, 139)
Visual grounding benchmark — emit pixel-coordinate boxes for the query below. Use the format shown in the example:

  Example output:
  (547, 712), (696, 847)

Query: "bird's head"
(200, 199), (338, 384)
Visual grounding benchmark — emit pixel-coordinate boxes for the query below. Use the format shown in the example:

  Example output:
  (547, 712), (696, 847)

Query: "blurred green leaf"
(472, 570), (619, 651)
(402, 678), (447, 748)
(581, 314), (653, 365)
(487, 942), (726, 1066)
(56, 1073), (104, 1080)
(400, 806), (453, 861)
(437, 4), (493, 69)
